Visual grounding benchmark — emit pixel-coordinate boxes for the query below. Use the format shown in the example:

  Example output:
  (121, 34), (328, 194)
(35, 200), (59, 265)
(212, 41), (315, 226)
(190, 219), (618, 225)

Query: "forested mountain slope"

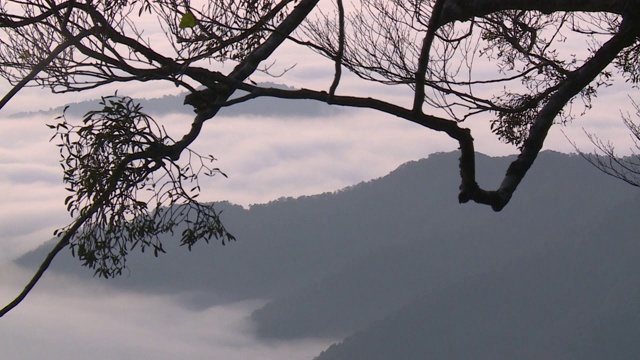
(16, 151), (640, 359)
(312, 194), (640, 360)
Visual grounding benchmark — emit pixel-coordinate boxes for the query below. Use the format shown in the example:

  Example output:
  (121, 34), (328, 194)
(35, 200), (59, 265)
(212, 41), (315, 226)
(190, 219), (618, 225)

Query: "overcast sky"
(1, 3), (639, 359)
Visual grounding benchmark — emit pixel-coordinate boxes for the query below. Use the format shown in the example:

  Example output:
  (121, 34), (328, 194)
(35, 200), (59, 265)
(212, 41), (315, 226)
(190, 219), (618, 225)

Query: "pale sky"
(1, 3), (639, 359)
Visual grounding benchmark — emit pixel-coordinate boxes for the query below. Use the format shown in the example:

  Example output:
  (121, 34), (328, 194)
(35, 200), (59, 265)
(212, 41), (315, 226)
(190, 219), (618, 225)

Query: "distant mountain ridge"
(9, 82), (341, 119)
(16, 151), (640, 359)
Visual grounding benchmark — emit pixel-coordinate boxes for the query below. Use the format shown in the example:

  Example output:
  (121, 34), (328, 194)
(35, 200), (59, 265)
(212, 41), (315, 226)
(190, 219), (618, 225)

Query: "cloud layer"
(1, 79), (638, 263)
(0, 264), (335, 359)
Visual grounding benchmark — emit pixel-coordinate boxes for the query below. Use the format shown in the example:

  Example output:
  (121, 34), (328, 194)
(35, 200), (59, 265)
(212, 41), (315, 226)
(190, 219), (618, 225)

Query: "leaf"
(179, 13), (198, 29)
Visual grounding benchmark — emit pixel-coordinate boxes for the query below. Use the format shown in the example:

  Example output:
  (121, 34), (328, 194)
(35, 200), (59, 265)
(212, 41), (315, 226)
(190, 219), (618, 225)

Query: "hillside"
(16, 151), (640, 358)
(312, 194), (640, 359)
(249, 151), (640, 340)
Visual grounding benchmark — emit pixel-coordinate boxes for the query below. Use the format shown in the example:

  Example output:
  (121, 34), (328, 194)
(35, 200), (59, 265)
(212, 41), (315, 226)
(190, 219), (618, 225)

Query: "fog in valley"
(0, 264), (334, 360)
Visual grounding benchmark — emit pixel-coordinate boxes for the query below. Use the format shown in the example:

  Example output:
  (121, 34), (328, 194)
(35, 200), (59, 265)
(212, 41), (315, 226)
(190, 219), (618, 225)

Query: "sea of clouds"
(0, 263), (336, 359)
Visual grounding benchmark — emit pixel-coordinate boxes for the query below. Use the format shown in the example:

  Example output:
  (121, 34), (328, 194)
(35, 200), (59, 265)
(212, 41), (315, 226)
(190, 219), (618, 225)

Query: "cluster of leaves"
(489, 94), (542, 147)
(48, 95), (234, 278)
(616, 42), (640, 83)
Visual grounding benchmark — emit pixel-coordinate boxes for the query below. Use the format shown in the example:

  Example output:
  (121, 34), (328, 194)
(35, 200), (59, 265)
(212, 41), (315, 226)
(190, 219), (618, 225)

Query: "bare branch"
(413, 0), (445, 112)
(329, 0), (345, 98)
(0, 27), (94, 110)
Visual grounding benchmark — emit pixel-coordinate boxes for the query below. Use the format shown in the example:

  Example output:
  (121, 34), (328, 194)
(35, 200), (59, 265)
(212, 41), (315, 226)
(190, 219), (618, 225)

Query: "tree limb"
(439, 0), (636, 24)
(0, 28), (94, 110)
(413, 0), (446, 112)
(328, 0), (345, 99)
(461, 13), (640, 210)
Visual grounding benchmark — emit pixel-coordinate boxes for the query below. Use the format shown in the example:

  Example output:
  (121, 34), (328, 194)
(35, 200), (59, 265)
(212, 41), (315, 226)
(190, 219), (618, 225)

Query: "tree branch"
(328, 0), (345, 99)
(439, 0), (636, 24)
(172, 0), (320, 155)
(461, 14), (640, 210)
(0, 149), (146, 317)
(0, 28), (94, 110)
(413, 0), (446, 112)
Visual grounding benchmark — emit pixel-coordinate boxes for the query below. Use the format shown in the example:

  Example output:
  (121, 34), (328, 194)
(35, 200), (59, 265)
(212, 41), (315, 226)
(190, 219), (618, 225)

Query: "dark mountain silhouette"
(16, 151), (640, 359)
(311, 194), (640, 360)
(249, 152), (640, 340)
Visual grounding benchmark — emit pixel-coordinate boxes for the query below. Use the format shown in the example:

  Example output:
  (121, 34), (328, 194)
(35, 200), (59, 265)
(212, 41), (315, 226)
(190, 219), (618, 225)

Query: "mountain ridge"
(9, 82), (342, 119)
(14, 151), (640, 359)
